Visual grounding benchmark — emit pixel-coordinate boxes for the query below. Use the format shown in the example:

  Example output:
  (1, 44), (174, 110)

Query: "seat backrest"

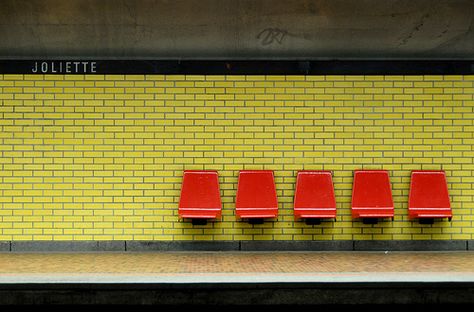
(235, 170), (278, 209)
(294, 170), (336, 209)
(179, 170), (222, 209)
(351, 170), (394, 209)
(409, 170), (451, 209)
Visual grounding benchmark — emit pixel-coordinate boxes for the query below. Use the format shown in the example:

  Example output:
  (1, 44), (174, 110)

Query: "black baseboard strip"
(9, 241), (125, 252)
(0, 240), (471, 252)
(0, 241), (10, 252)
(468, 240), (474, 251)
(240, 240), (353, 251)
(125, 241), (240, 252)
(353, 240), (468, 251)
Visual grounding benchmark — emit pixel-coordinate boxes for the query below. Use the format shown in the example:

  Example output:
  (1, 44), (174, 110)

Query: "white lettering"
(41, 62), (48, 73)
(32, 62), (38, 73)
(31, 61), (98, 74)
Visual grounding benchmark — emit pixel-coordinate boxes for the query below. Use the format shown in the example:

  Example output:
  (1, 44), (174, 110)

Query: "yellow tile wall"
(0, 74), (473, 241)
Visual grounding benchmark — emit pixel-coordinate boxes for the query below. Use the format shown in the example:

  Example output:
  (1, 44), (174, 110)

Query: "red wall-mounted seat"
(351, 170), (394, 220)
(178, 170), (222, 220)
(408, 170), (452, 221)
(293, 171), (337, 220)
(235, 170), (278, 219)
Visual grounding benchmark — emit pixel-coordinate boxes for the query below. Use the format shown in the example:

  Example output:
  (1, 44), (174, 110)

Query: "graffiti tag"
(257, 28), (288, 46)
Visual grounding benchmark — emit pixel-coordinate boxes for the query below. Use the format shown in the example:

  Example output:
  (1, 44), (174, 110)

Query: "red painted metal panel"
(235, 170), (278, 219)
(294, 171), (337, 219)
(408, 170), (452, 219)
(178, 170), (222, 219)
(351, 170), (394, 218)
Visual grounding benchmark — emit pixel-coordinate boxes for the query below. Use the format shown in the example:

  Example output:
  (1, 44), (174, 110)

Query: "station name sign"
(0, 60), (472, 75)
(0, 60), (180, 74)
(31, 61), (97, 74)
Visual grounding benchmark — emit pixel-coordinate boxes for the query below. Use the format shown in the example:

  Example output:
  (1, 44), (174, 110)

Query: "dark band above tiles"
(0, 60), (473, 75)
(0, 240), (470, 252)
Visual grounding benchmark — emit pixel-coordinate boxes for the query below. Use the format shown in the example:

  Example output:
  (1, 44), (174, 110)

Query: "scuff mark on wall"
(398, 13), (430, 46)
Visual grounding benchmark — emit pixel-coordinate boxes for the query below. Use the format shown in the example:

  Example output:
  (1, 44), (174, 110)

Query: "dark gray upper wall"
(0, 0), (473, 60)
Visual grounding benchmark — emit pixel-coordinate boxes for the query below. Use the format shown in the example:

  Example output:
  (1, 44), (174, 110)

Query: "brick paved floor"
(0, 251), (472, 274)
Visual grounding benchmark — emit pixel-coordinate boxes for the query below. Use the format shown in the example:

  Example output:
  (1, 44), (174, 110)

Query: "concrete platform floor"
(0, 251), (474, 282)
(0, 251), (473, 306)
(0, 251), (473, 283)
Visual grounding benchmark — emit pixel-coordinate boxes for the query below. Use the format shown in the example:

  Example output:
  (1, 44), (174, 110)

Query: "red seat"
(294, 171), (336, 220)
(351, 170), (394, 219)
(235, 170), (278, 219)
(178, 170), (222, 219)
(408, 170), (452, 220)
